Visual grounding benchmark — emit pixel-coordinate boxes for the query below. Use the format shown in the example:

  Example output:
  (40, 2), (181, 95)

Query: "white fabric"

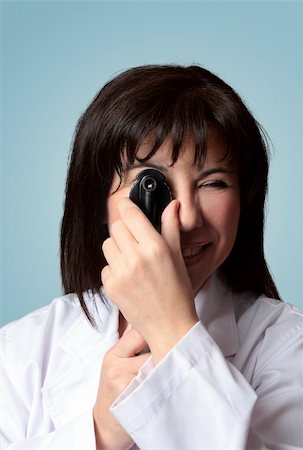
(1, 274), (303, 449)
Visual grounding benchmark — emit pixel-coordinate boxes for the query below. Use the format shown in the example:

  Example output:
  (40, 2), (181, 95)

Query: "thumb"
(161, 200), (182, 258)
(115, 327), (148, 358)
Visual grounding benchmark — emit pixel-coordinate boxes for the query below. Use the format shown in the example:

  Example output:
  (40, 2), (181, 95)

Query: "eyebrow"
(125, 160), (169, 174)
(199, 167), (234, 178)
(126, 161), (233, 177)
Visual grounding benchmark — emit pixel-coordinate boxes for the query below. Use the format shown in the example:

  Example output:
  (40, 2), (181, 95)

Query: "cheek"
(206, 193), (240, 241)
(219, 195), (240, 242)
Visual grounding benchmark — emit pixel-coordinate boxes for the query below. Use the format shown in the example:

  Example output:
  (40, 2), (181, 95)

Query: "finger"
(118, 197), (159, 244)
(161, 200), (182, 258)
(110, 219), (138, 254)
(128, 352), (152, 374)
(122, 323), (132, 334)
(102, 235), (121, 265)
(101, 265), (111, 285)
(114, 328), (148, 358)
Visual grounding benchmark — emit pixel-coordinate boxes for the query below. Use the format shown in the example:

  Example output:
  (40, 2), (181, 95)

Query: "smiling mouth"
(181, 244), (210, 260)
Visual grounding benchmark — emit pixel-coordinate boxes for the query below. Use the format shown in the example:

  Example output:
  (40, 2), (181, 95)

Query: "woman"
(1, 65), (302, 449)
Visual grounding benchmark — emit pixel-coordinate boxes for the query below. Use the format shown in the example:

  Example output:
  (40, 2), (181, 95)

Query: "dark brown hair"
(60, 64), (280, 324)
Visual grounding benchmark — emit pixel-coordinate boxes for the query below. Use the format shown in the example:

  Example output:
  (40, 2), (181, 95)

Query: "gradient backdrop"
(1, 1), (302, 326)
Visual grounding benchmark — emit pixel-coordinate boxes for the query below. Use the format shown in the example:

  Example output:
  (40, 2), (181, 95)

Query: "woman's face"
(106, 134), (240, 295)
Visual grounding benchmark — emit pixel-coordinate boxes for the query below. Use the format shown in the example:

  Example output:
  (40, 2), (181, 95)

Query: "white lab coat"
(1, 274), (303, 449)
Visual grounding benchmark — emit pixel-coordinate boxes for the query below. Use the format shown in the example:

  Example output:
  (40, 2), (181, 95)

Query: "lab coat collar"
(56, 272), (239, 360)
(54, 272), (239, 364)
(194, 272), (240, 358)
(57, 292), (120, 360)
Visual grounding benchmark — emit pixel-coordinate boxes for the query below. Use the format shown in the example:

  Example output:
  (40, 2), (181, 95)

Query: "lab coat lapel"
(194, 273), (240, 358)
(41, 294), (120, 429)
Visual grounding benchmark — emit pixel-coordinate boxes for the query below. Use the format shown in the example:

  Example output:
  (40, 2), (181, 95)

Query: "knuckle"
(123, 208), (136, 222)
(105, 365), (127, 392)
(106, 364), (121, 381)
(109, 265), (127, 286)
(120, 200), (139, 221)
(101, 265), (110, 283)
(148, 239), (165, 259)
(101, 361), (126, 392)
(103, 279), (114, 298)
(102, 237), (112, 253)
(102, 348), (115, 369)
(128, 255), (141, 273)
(110, 219), (123, 235)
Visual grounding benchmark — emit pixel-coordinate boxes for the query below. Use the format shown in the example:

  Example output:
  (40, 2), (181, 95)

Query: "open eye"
(198, 179), (228, 189)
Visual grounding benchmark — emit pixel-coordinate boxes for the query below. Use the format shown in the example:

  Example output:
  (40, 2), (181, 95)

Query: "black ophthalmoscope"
(129, 169), (172, 231)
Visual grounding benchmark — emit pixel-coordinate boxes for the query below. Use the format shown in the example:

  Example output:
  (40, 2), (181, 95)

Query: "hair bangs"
(119, 91), (215, 171)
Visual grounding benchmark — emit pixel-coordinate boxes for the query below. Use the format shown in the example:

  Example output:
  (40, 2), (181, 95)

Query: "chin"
(190, 274), (210, 296)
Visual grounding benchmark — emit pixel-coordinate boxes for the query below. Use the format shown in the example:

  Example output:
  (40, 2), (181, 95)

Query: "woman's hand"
(93, 326), (150, 450)
(101, 198), (198, 363)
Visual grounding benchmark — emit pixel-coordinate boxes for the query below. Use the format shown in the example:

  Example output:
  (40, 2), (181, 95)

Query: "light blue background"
(1, 1), (302, 326)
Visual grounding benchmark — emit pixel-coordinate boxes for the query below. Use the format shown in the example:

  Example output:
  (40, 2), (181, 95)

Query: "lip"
(181, 243), (211, 266)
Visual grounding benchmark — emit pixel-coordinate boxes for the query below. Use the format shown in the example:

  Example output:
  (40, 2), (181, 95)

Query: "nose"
(177, 193), (203, 232)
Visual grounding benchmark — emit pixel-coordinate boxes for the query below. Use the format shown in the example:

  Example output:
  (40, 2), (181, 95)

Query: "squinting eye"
(199, 180), (228, 189)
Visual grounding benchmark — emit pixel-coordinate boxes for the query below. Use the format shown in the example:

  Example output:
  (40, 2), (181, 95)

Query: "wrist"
(93, 407), (134, 450)
(149, 317), (199, 365)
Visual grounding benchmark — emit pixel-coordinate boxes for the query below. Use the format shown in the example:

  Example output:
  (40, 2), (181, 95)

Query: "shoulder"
(0, 291), (102, 370)
(238, 296), (303, 338)
(1, 294), (81, 345)
(235, 295), (303, 374)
